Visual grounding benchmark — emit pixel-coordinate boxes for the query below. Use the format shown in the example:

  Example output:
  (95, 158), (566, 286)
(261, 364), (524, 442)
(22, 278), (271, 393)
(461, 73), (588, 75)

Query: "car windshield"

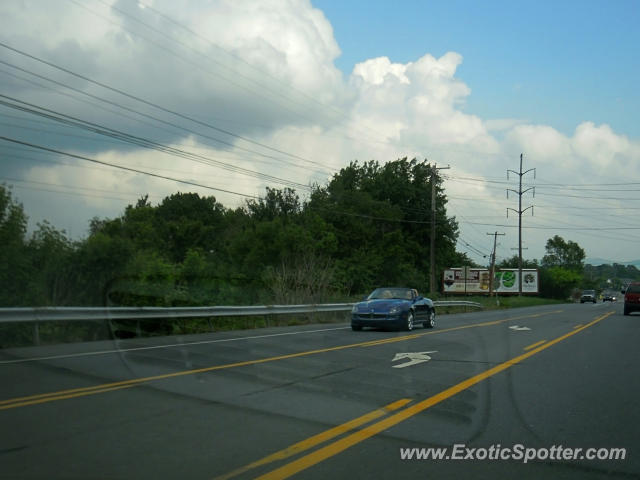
(367, 288), (413, 300)
(582, 290), (595, 295)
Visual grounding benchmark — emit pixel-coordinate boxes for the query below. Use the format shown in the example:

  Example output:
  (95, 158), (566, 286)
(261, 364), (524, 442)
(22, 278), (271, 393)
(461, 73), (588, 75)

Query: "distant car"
(624, 282), (640, 315)
(603, 294), (616, 302)
(351, 287), (435, 331)
(580, 290), (597, 303)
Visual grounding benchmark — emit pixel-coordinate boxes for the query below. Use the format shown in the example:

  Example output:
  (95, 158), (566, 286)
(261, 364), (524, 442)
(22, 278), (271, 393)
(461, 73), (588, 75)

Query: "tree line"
(2, 157), (628, 308)
(496, 235), (639, 299)
(1, 158), (471, 307)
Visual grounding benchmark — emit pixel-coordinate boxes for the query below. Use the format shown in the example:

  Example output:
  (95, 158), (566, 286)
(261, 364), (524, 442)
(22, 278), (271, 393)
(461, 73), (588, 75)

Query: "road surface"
(1, 302), (637, 479)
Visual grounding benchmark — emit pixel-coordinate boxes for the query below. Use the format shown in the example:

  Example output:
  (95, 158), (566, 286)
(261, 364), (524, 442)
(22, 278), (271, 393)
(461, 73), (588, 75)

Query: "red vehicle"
(623, 282), (640, 315)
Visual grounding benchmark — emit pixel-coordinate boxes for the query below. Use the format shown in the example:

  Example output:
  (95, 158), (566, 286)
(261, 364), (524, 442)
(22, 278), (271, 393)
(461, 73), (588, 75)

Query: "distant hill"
(586, 258), (640, 268)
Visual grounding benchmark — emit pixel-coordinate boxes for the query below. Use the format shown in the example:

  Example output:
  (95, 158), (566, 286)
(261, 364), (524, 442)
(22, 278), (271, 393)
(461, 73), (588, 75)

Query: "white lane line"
(0, 325), (351, 365)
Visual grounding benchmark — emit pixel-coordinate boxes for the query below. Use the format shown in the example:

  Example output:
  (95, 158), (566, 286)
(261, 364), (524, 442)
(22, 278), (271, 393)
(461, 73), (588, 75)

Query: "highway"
(1, 302), (638, 479)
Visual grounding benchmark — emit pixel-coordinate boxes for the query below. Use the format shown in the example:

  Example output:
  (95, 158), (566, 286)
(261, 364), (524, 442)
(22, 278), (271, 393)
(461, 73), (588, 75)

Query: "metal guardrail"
(0, 301), (482, 324)
(0, 301), (483, 346)
(0, 304), (354, 323)
(433, 301), (484, 309)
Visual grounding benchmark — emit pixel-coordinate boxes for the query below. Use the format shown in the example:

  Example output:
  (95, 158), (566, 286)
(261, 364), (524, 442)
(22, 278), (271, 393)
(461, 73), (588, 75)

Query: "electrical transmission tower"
(507, 153), (535, 296)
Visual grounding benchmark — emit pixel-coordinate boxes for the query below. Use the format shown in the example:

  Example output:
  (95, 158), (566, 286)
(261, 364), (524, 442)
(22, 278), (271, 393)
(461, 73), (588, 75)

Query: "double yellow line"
(213, 398), (413, 480)
(0, 309), (562, 411)
(0, 382), (139, 410)
(215, 311), (613, 480)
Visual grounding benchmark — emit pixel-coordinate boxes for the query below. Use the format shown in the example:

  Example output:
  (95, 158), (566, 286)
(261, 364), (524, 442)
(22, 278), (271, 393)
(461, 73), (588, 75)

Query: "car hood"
(355, 299), (410, 312)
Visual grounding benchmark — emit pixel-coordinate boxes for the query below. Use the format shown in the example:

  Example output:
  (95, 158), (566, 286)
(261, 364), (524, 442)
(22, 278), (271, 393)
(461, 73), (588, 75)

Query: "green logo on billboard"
(501, 271), (516, 288)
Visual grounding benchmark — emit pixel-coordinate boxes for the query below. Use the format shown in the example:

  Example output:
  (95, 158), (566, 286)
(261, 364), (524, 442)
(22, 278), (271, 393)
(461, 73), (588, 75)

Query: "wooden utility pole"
(487, 231), (505, 296)
(430, 163), (450, 295)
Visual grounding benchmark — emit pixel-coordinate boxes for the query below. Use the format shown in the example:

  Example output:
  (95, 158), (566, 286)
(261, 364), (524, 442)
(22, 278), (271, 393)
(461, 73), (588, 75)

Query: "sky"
(1, 0), (639, 266)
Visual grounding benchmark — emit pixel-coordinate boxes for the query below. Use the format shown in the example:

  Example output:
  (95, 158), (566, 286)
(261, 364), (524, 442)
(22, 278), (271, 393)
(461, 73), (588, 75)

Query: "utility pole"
(430, 163), (450, 296)
(487, 231), (505, 296)
(507, 153), (535, 296)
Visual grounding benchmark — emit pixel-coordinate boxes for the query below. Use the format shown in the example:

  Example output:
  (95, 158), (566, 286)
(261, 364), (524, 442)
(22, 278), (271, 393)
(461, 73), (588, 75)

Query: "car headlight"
(351, 304), (359, 313)
(389, 306), (401, 314)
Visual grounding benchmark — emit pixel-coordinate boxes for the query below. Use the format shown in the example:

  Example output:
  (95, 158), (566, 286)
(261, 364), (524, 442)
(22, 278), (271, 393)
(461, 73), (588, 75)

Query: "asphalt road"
(1, 302), (638, 480)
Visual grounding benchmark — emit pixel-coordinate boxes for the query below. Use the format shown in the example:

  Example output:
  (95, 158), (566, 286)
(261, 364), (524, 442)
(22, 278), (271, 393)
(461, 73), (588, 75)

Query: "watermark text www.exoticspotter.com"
(400, 444), (627, 463)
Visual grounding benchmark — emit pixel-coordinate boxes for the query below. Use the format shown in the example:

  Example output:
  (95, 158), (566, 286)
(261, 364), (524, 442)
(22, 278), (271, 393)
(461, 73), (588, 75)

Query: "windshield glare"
(367, 288), (413, 300)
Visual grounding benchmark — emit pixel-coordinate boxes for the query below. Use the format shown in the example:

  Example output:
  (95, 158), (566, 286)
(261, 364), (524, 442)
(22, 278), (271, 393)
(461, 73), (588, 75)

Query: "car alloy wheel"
(406, 311), (414, 331)
(424, 309), (435, 329)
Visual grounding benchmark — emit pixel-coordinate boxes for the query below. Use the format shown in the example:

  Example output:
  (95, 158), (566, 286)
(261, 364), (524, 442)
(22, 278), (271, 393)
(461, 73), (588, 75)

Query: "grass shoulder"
(430, 294), (566, 314)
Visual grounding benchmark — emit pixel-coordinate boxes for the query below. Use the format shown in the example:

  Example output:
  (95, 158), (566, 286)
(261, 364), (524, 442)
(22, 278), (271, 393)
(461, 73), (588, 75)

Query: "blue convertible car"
(351, 287), (436, 331)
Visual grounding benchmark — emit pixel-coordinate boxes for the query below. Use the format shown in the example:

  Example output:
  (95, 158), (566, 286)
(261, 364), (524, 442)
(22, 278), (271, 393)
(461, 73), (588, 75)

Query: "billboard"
(442, 268), (539, 294)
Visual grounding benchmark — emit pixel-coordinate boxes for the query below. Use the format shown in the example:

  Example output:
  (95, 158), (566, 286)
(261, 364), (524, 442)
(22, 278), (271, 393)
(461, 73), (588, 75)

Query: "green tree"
(497, 255), (539, 269)
(539, 236), (586, 299)
(539, 267), (583, 299)
(541, 235), (585, 271)
(26, 221), (75, 305)
(306, 158), (459, 294)
(0, 185), (30, 306)
(154, 192), (225, 263)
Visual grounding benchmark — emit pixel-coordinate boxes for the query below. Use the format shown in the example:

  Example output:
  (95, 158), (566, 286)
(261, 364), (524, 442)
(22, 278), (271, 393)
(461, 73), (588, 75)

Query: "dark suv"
(580, 290), (597, 303)
(623, 282), (640, 315)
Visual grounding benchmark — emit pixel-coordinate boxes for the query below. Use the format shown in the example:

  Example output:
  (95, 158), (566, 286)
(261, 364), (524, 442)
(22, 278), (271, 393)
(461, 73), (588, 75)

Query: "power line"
(0, 145), (243, 182)
(67, 0), (344, 142)
(446, 174), (640, 188)
(0, 95), (311, 190)
(461, 222), (640, 231)
(457, 236), (490, 258)
(0, 65), (183, 140)
(1, 176), (164, 201)
(130, 0), (395, 148)
(2, 139), (459, 228)
(535, 191), (640, 201)
(2, 182), (149, 203)
(0, 41), (329, 169)
(0, 136), (260, 199)
(0, 60), (332, 175)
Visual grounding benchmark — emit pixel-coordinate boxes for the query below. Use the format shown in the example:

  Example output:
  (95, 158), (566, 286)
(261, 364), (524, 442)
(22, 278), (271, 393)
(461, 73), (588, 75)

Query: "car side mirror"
(621, 289), (626, 294)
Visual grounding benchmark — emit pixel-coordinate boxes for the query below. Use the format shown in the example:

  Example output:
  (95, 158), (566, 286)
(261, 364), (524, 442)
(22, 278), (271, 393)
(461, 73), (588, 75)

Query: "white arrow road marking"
(392, 351), (438, 368)
(509, 325), (531, 331)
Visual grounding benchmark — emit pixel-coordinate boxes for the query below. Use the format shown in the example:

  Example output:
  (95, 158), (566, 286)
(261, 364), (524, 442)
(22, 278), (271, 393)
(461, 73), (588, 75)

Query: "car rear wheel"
(405, 311), (414, 331)
(424, 309), (436, 328)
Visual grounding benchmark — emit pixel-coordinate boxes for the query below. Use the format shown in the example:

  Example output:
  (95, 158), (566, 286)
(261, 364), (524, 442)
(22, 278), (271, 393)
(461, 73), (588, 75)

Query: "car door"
(413, 295), (427, 320)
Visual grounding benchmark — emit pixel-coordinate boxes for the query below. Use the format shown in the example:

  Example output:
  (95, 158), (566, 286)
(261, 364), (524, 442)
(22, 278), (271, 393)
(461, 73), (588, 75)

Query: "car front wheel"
(424, 309), (436, 328)
(351, 324), (362, 331)
(405, 311), (414, 331)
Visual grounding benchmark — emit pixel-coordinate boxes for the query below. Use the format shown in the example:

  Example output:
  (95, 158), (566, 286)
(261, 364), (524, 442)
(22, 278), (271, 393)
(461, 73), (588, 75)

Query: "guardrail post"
(33, 322), (40, 346)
